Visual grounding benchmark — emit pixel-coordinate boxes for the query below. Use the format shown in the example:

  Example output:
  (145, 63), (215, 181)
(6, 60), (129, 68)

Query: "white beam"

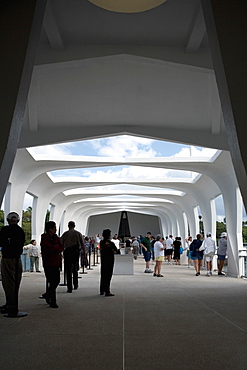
(43, 0), (64, 50)
(186, 4), (206, 53)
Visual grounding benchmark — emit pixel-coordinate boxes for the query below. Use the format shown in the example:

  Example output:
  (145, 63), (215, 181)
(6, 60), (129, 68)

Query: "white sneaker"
(206, 272), (210, 276)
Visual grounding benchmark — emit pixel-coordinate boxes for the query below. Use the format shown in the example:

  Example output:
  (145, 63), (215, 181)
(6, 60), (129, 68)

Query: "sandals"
(157, 274), (164, 277)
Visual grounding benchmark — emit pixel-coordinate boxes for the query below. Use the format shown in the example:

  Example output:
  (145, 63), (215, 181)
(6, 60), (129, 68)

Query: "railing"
(19, 246), (247, 277)
(21, 250), (30, 272)
(239, 248), (247, 277)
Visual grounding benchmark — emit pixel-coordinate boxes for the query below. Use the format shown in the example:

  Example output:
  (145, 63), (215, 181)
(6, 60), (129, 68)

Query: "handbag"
(180, 246), (184, 254)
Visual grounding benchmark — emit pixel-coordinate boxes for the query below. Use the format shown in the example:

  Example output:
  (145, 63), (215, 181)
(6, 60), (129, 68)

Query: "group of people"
(0, 213), (118, 316)
(0, 210), (229, 316)
(185, 232), (228, 276)
(139, 232), (182, 276)
(137, 231), (228, 278)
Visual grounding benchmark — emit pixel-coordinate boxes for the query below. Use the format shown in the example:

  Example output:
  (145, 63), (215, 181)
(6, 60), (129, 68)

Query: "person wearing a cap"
(217, 232), (227, 275)
(0, 212), (25, 316)
(199, 232), (216, 276)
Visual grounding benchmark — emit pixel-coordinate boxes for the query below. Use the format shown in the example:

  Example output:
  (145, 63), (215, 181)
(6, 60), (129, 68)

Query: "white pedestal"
(113, 254), (134, 275)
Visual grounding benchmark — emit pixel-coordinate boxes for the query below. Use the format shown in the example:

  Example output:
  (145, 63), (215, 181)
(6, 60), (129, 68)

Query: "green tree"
(198, 215), (204, 235)
(22, 207), (32, 244)
(45, 209), (50, 223)
(0, 210), (4, 229)
(242, 222), (247, 243)
(216, 221), (226, 241)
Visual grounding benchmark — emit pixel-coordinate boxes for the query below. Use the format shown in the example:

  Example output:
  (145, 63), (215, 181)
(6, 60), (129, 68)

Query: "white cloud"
(29, 143), (74, 156)
(173, 146), (217, 158)
(64, 166), (196, 180)
(90, 135), (157, 158)
(216, 215), (226, 222)
(23, 193), (34, 210)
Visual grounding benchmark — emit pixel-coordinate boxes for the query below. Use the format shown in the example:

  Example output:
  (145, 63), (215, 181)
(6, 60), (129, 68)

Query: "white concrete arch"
(50, 191), (196, 233)
(21, 165), (220, 250)
(5, 146), (243, 276)
(65, 199), (187, 242)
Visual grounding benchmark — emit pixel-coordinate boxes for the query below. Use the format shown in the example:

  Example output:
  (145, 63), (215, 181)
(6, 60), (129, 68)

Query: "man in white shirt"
(24, 240), (41, 272)
(165, 235), (174, 265)
(199, 232), (216, 276)
(111, 234), (120, 254)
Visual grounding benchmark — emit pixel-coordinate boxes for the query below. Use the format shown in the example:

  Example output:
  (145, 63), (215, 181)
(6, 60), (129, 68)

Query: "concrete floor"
(1, 257), (247, 370)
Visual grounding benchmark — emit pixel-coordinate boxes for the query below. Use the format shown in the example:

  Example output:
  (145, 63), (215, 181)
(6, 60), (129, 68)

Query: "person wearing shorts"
(165, 235), (174, 265)
(185, 236), (193, 268)
(217, 232), (227, 275)
(190, 234), (203, 276)
(199, 232), (216, 276)
(153, 235), (165, 277)
(140, 232), (152, 273)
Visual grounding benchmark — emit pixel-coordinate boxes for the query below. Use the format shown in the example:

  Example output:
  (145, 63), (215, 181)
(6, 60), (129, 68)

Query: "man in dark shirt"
(0, 212), (25, 316)
(60, 221), (85, 293)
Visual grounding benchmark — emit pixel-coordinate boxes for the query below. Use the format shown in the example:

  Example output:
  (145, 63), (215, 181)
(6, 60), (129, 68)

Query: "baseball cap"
(6, 212), (20, 223)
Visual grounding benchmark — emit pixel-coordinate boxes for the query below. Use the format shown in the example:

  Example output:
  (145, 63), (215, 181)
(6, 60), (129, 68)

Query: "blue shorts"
(143, 251), (151, 262)
(190, 252), (203, 260)
(218, 255), (226, 261)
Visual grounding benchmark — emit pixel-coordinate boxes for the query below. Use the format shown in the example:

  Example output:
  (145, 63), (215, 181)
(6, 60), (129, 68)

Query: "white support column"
(33, 198), (51, 245)
(50, 204), (55, 220)
(32, 196), (38, 240)
(193, 206), (199, 237)
(210, 198), (217, 237)
(222, 186), (243, 277)
(59, 210), (66, 236)
(209, 198), (218, 271)
(180, 212), (189, 264)
(3, 183), (11, 225)
(6, 183), (27, 225)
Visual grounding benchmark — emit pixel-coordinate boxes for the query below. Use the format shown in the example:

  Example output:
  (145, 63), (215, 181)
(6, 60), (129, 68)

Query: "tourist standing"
(41, 221), (64, 308)
(199, 232), (216, 276)
(185, 236), (193, 268)
(24, 239), (41, 272)
(153, 235), (165, 277)
(0, 212), (25, 316)
(111, 234), (120, 254)
(132, 237), (139, 260)
(173, 237), (182, 265)
(61, 221), (85, 293)
(217, 232), (227, 276)
(165, 235), (174, 265)
(140, 232), (153, 273)
(100, 229), (117, 296)
(190, 234), (203, 276)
